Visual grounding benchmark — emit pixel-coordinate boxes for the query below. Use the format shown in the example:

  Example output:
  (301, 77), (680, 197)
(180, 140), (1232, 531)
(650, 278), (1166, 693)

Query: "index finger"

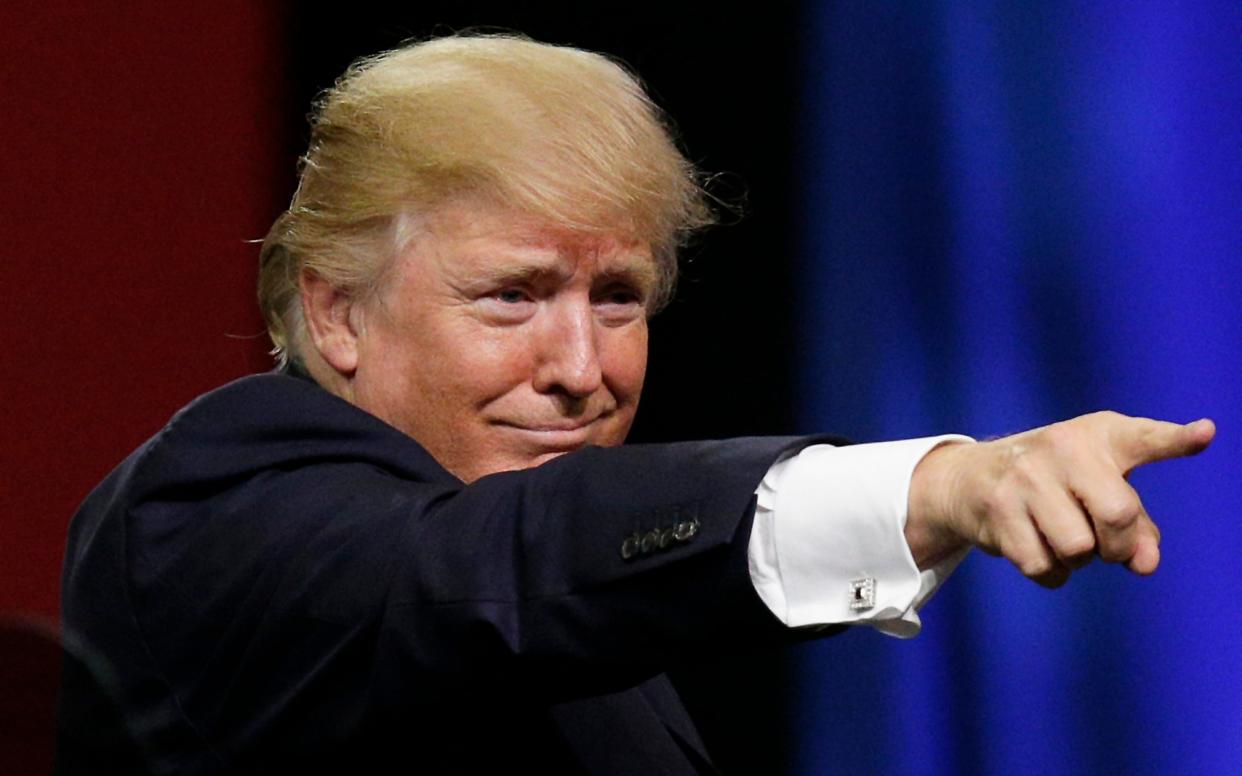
(1109, 415), (1216, 473)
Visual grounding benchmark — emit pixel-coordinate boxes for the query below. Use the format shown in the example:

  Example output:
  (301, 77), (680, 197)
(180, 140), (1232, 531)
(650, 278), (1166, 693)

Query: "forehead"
(407, 198), (657, 285)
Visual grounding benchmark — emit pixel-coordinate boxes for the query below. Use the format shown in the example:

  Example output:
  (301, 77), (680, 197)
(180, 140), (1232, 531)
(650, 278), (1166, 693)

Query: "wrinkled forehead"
(399, 197), (658, 286)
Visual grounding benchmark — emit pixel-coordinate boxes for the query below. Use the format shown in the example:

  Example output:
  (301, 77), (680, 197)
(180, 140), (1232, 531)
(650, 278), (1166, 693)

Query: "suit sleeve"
(380, 438), (818, 691)
(62, 376), (838, 765)
(118, 433), (832, 707)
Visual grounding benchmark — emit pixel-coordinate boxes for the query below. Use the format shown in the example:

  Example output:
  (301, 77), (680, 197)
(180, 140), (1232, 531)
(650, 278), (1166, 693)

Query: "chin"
(529, 450), (573, 468)
(446, 452), (553, 483)
(452, 424), (632, 481)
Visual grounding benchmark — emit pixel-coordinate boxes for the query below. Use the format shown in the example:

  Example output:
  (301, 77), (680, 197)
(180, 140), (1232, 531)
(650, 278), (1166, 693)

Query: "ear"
(299, 270), (361, 376)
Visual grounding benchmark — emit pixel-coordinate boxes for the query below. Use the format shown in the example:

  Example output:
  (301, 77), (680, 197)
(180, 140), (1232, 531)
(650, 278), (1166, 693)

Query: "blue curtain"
(794, 3), (1241, 774)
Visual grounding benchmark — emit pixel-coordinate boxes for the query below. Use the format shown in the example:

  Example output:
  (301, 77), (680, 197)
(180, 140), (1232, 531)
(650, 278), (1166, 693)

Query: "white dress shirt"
(748, 436), (973, 638)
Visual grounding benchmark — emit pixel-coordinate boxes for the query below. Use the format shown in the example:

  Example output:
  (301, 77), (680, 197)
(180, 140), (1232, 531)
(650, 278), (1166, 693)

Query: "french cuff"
(748, 435), (973, 639)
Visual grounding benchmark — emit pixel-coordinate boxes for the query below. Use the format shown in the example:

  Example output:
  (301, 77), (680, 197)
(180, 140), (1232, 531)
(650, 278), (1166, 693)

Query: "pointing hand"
(905, 412), (1216, 587)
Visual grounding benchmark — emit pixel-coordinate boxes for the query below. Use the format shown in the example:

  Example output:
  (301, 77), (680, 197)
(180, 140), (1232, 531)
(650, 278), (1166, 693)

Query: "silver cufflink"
(849, 577), (876, 611)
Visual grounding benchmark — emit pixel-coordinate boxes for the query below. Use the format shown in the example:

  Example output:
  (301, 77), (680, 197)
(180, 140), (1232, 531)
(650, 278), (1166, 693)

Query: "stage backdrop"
(0, 3), (283, 620)
(793, 3), (1240, 775)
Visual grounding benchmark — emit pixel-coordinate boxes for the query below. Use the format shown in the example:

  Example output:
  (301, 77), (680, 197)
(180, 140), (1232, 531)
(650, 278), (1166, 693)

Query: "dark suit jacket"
(60, 373), (826, 774)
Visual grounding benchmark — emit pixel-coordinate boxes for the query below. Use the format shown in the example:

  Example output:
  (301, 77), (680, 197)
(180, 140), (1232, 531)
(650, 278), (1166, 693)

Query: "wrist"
(906, 440), (973, 568)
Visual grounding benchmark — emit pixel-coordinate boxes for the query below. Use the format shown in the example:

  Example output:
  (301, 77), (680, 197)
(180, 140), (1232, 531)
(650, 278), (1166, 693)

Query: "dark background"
(4, 3), (807, 771)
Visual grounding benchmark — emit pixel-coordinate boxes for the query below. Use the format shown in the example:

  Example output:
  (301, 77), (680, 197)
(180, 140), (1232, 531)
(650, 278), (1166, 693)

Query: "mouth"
(492, 415), (609, 451)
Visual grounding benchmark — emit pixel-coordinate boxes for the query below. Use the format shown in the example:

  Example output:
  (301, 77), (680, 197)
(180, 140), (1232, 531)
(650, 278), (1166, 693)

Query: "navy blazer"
(60, 373), (826, 774)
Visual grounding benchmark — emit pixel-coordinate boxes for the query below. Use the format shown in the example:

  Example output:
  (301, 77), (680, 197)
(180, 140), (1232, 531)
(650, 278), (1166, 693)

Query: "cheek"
(603, 324), (649, 401)
(413, 316), (536, 404)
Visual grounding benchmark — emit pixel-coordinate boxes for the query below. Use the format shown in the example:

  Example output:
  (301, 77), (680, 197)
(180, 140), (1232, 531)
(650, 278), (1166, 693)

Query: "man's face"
(349, 199), (654, 482)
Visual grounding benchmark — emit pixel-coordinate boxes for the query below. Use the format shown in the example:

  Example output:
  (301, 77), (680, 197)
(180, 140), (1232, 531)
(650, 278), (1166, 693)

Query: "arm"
(377, 438), (816, 693)
(114, 399), (826, 704)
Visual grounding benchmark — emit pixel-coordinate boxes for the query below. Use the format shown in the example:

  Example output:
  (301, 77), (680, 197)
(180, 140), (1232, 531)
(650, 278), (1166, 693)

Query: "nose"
(532, 297), (603, 400)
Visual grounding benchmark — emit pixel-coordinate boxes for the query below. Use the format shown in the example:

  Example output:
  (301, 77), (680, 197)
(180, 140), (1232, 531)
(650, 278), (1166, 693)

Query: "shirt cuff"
(748, 435), (973, 638)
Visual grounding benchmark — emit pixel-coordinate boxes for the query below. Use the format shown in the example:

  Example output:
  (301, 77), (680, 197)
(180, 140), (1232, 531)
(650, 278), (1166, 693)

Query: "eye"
(594, 282), (645, 306)
(478, 286), (537, 324)
(494, 288), (530, 304)
(600, 289), (640, 305)
(593, 284), (646, 324)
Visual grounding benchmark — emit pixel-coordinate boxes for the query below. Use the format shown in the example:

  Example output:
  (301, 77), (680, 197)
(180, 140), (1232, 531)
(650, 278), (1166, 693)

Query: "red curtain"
(1, 3), (285, 622)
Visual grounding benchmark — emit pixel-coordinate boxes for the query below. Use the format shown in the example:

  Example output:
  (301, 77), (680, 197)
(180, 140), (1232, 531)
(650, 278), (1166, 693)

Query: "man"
(61, 34), (1214, 774)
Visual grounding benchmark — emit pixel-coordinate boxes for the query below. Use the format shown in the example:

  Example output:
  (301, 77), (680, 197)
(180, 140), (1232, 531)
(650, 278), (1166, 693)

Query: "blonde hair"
(258, 33), (715, 366)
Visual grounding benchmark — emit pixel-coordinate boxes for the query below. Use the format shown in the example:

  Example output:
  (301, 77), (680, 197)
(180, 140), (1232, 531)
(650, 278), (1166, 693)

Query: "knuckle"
(1085, 410), (1120, 427)
(1017, 554), (1054, 578)
(1134, 424), (1161, 453)
(1057, 533), (1096, 560)
(1096, 497), (1141, 528)
(1039, 424), (1079, 457)
(975, 525), (1002, 555)
(1040, 424), (1068, 447)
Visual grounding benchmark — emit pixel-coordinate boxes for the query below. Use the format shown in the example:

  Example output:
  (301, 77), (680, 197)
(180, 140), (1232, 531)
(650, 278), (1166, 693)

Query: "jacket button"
(673, 518), (700, 541)
(657, 526), (675, 549)
(640, 530), (660, 554)
(620, 533), (640, 560)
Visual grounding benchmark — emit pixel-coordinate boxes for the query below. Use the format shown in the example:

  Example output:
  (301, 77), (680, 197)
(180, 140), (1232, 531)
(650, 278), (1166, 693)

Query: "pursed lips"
(492, 414), (611, 451)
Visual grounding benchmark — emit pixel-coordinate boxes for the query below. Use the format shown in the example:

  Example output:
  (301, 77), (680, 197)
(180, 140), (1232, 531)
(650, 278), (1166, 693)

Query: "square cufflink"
(849, 577), (876, 611)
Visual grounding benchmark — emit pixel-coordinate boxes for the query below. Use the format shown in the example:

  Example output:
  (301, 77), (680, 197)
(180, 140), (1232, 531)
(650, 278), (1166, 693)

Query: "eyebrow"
(459, 248), (658, 292)
(470, 260), (562, 287)
(592, 264), (659, 294)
